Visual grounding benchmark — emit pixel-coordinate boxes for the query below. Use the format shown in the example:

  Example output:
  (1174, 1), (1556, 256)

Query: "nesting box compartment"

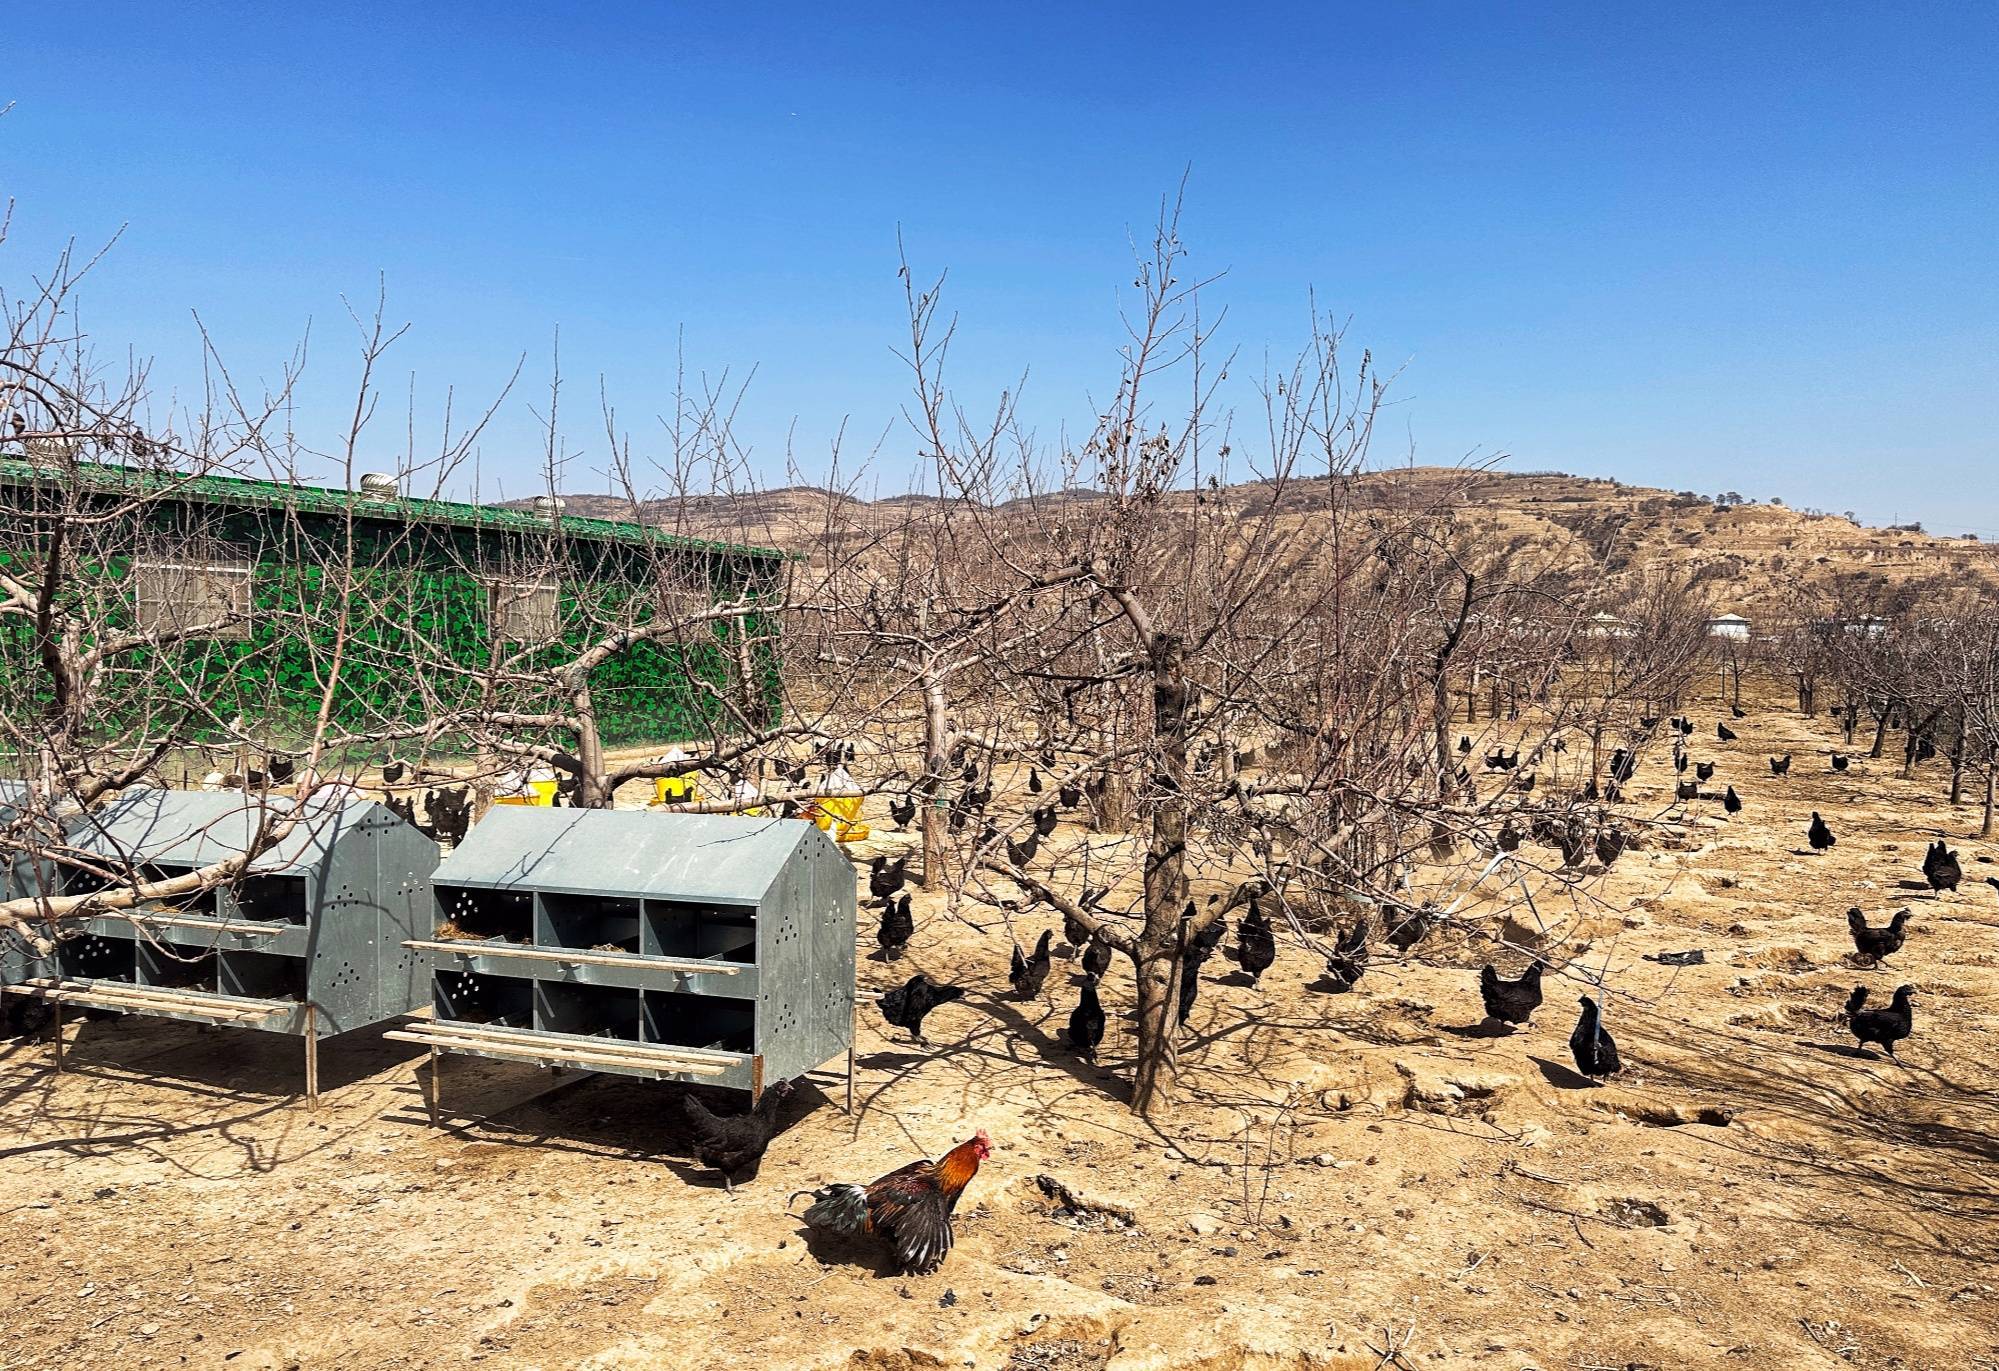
(0, 780), (57, 989)
(3, 789), (438, 1057)
(399, 808), (856, 1097)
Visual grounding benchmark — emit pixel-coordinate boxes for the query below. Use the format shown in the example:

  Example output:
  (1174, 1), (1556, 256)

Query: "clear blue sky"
(4, 3), (1995, 530)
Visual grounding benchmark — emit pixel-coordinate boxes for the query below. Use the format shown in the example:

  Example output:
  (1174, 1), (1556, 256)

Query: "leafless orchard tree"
(810, 204), (1688, 1116)
(0, 246), (460, 967)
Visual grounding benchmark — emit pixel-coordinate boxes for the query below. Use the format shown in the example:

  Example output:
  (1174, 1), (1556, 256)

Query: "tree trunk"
(1869, 705), (1890, 759)
(1129, 630), (1189, 1118)
(572, 681), (612, 808)
(1949, 721), (1966, 804)
(919, 674), (949, 886)
(1983, 757), (1995, 839)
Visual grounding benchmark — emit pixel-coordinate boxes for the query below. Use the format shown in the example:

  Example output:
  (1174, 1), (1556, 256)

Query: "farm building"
(0, 461), (788, 748)
(1706, 612), (1752, 639)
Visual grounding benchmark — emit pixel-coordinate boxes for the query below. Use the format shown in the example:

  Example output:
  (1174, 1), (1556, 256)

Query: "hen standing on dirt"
(1807, 812), (1835, 852)
(1846, 908), (1909, 964)
(1067, 975), (1106, 1062)
(1478, 961), (1544, 1027)
(1844, 984), (1915, 1059)
(1922, 840), (1962, 894)
(682, 1080), (795, 1192)
(1568, 995), (1621, 1080)
(796, 1131), (993, 1275)
(1229, 898), (1277, 986)
(876, 892), (914, 961)
(878, 973), (964, 1043)
(1009, 929), (1054, 999)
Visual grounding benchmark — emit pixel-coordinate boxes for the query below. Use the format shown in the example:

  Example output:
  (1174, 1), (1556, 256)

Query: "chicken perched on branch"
(795, 1131), (993, 1275)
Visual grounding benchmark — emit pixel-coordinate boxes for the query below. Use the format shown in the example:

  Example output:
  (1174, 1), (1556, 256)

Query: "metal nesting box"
(0, 780), (53, 987)
(6, 788), (438, 1095)
(396, 808), (856, 1102)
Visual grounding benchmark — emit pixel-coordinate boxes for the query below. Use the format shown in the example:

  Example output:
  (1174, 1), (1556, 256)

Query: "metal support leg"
(303, 1006), (320, 1107)
(845, 1005), (856, 1115)
(50, 1000), (63, 1075)
(423, 1046), (441, 1127)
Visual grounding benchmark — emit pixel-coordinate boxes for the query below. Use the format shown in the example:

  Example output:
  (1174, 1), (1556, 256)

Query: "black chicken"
(1081, 934), (1112, 980)
(381, 760), (407, 784)
(1594, 828), (1626, 868)
(1027, 767), (1042, 794)
(1695, 761), (1714, 783)
(682, 1080), (795, 1191)
(869, 855), (909, 901)
(1005, 831), (1041, 866)
(1458, 735), (1472, 754)
(1067, 975), (1106, 1062)
(1675, 780), (1699, 801)
(1846, 907), (1909, 964)
(1062, 907), (1092, 949)
(889, 794), (917, 829)
(1717, 722), (1737, 742)
(1009, 930), (1054, 999)
(1032, 805), (1058, 838)
(1321, 921), (1369, 993)
(1568, 995), (1621, 1080)
(1922, 839), (1962, 893)
(1057, 782), (1082, 809)
(1723, 785), (1742, 814)
(1478, 961), (1544, 1027)
(1731, 704), (1746, 718)
(1609, 748), (1637, 783)
(1673, 749), (1688, 774)
(879, 974), (964, 1043)
(1383, 903), (1435, 953)
(1830, 753), (1850, 772)
(1229, 899), (1277, 986)
(1844, 984), (1915, 1059)
(1807, 812), (1835, 852)
(1769, 754), (1791, 777)
(876, 893), (914, 961)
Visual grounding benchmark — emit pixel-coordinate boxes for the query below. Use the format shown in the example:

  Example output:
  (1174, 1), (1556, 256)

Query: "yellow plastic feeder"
(654, 774), (700, 806)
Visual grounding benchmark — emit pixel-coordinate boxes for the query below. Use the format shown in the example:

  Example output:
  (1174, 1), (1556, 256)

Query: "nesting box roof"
(434, 808), (837, 904)
(64, 788), (388, 874)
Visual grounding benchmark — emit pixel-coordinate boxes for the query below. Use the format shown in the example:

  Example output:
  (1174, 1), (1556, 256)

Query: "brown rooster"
(795, 1131), (992, 1274)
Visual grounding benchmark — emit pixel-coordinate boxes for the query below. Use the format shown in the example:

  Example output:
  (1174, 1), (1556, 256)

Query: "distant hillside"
(502, 467), (1999, 615)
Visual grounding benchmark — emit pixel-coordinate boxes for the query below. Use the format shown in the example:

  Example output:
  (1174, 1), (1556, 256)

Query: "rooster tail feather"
(798, 1182), (871, 1236)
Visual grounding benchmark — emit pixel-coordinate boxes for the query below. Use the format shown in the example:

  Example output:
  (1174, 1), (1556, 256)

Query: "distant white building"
(1707, 613), (1752, 640)
(1586, 611), (1635, 638)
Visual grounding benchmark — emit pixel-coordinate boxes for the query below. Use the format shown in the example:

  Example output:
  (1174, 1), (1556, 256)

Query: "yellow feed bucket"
(655, 775), (699, 806)
(808, 795), (869, 842)
(527, 778), (558, 805)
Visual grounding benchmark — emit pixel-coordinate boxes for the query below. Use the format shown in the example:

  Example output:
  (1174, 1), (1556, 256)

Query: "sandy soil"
(3, 691), (1997, 1371)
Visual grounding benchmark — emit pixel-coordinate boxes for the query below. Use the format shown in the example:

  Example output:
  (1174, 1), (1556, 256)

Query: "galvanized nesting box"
(400, 808), (856, 1099)
(8, 788), (437, 1088)
(0, 780), (53, 987)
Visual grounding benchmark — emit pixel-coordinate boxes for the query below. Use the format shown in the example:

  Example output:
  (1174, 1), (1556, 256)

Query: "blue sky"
(3, 3), (1995, 530)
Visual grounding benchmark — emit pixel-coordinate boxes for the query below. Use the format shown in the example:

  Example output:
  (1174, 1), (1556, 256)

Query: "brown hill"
(507, 467), (1999, 615)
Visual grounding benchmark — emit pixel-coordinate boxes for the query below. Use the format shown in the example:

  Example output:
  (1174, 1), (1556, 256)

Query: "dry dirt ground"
(4, 691), (1998, 1371)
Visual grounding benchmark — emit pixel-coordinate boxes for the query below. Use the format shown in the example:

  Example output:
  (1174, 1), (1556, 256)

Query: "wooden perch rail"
(403, 939), (745, 975)
(11, 978), (293, 1023)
